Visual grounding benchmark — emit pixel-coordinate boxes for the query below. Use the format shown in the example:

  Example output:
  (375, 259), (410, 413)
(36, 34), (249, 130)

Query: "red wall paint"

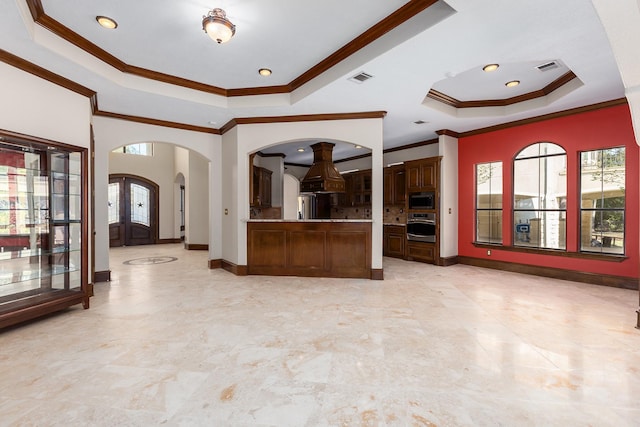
(458, 104), (639, 278)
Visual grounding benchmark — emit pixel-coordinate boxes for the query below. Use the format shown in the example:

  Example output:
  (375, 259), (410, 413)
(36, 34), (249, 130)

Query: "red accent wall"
(458, 104), (639, 278)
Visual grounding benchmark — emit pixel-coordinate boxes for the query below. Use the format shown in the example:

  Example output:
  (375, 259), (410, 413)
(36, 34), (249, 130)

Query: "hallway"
(1, 244), (638, 426)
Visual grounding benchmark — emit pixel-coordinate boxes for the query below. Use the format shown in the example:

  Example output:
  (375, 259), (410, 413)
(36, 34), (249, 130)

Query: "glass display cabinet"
(0, 131), (89, 329)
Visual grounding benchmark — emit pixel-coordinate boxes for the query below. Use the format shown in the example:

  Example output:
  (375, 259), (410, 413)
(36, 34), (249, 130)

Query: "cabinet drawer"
(406, 241), (435, 262)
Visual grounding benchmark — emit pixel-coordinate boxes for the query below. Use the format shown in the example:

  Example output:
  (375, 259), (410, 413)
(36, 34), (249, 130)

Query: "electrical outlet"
(487, 250), (491, 256)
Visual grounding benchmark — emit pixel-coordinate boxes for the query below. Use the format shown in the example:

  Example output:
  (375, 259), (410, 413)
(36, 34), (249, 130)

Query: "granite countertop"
(247, 219), (374, 223)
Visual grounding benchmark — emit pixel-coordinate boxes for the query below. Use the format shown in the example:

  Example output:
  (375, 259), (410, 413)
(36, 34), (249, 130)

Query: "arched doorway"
(108, 174), (159, 247)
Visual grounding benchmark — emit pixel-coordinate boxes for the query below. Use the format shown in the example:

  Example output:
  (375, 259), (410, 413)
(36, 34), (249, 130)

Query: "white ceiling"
(0, 0), (625, 164)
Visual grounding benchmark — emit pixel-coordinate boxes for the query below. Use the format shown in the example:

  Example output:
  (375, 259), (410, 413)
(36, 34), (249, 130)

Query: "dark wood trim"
(459, 98), (628, 138)
(184, 243), (208, 251)
(334, 153), (372, 164)
(471, 242), (628, 262)
(436, 129), (460, 138)
(284, 162), (312, 168)
(94, 110), (220, 134)
(0, 291), (86, 329)
(371, 269), (384, 280)
(427, 72), (577, 109)
(25, 0), (44, 20)
(222, 260), (248, 276)
(436, 256), (459, 266)
(457, 256), (638, 290)
(256, 151), (287, 158)
(25, 0), (438, 98)
(94, 270), (111, 282)
(157, 238), (181, 244)
(209, 259), (222, 269)
(289, 0), (438, 92)
(0, 49), (96, 99)
(383, 138), (439, 154)
(220, 111), (387, 134)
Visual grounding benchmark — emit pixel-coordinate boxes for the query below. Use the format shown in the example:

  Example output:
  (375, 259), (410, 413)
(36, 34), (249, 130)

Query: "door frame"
(108, 173), (160, 246)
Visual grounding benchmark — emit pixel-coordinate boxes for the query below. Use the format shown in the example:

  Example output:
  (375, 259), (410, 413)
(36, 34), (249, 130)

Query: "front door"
(108, 175), (158, 247)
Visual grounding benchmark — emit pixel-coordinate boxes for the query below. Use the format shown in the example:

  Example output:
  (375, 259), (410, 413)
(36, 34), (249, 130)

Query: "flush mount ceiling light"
(297, 148), (305, 152)
(505, 80), (521, 87)
(482, 63), (499, 72)
(202, 8), (236, 44)
(96, 16), (117, 29)
(258, 68), (272, 76)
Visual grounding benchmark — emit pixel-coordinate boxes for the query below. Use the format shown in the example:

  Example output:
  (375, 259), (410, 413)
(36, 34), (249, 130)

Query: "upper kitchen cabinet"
(384, 165), (406, 206)
(406, 157), (440, 192)
(252, 166), (272, 208)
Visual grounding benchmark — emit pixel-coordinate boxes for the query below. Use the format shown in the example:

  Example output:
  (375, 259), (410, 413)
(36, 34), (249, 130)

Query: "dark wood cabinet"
(406, 241), (436, 263)
(336, 169), (371, 207)
(384, 165), (406, 206)
(251, 166), (272, 207)
(383, 225), (406, 258)
(406, 158), (438, 192)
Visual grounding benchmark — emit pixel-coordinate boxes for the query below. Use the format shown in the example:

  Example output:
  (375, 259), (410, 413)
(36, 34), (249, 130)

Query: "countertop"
(383, 223), (406, 226)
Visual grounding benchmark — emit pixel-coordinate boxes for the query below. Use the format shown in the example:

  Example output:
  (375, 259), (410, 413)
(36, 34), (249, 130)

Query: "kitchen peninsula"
(247, 219), (374, 279)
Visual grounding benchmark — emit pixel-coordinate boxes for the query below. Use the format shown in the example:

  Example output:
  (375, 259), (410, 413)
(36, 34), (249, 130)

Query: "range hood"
(300, 142), (345, 193)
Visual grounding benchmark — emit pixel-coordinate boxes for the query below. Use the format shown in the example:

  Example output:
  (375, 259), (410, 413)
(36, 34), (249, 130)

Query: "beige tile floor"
(1, 243), (639, 426)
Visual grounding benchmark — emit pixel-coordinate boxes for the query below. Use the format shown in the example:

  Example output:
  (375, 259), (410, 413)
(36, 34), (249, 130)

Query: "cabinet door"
(261, 169), (272, 207)
(393, 167), (406, 205)
(421, 162), (436, 190)
(387, 232), (405, 258)
(406, 163), (422, 192)
(383, 169), (393, 205)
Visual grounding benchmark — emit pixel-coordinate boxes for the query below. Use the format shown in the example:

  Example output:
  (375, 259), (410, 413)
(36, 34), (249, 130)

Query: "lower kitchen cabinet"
(406, 241), (436, 263)
(383, 225), (406, 258)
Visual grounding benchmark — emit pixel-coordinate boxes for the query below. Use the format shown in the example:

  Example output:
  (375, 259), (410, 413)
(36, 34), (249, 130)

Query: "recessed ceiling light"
(354, 145), (363, 149)
(483, 64), (499, 72)
(258, 68), (272, 76)
(96, 16), (117, 29)
(413, 120), (427, 125)
(297, 148), (305, 152)
(505, 80), (520, 88)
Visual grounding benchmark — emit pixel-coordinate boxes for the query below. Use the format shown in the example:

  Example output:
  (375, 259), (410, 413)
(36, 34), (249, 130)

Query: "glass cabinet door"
(0, 133), (88, 329)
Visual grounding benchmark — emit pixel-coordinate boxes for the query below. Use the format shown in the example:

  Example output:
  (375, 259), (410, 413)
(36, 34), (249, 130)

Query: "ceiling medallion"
(202, 8), (236, 44)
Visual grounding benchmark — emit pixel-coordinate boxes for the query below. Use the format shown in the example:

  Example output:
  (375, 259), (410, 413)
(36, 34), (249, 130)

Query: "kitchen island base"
(247, 221), (374, 279)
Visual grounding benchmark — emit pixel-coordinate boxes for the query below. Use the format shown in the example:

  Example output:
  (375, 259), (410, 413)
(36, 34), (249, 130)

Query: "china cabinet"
(0, 130), (89, 329)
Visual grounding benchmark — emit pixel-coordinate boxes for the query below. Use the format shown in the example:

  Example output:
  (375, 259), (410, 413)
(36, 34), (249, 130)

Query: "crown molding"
(25, 0), (438, 98)
(427, 71), (577, 108)
(220, 111), (387, 135)
(458, 98), (628, 137)
(93, 111), (220, 134)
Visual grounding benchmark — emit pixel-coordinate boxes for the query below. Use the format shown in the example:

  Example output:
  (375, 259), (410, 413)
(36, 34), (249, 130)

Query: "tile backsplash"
(329, 205), (406, 224)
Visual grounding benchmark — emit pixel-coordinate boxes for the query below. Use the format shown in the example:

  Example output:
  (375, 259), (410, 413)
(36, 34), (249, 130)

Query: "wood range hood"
(300, 142), (346, 193)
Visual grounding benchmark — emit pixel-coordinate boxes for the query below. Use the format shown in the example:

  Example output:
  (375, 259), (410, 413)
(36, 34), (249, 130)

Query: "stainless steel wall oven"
(407, 212), (436, 242)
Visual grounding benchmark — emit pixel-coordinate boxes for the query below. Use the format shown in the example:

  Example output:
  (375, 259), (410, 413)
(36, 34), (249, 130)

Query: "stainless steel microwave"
(408, 191), (435, 210)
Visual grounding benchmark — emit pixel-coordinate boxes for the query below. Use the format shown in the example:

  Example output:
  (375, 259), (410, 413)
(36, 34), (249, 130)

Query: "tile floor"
(1, 244), (639, 426)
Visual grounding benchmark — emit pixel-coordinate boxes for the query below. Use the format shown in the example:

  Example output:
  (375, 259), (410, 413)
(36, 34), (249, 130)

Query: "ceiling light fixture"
(96, 16), (117, 29)
(505, 80), (520, 87)
(202, 8), (235, 44)
(297, 148), (305, 152)
(483, 64), (499, 72)
(354, 145), (363, 149)
(258, 68), (272, 76)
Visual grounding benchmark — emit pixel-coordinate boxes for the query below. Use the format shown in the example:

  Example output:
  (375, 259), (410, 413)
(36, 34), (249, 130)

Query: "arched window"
(513, 142), (566, 249)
